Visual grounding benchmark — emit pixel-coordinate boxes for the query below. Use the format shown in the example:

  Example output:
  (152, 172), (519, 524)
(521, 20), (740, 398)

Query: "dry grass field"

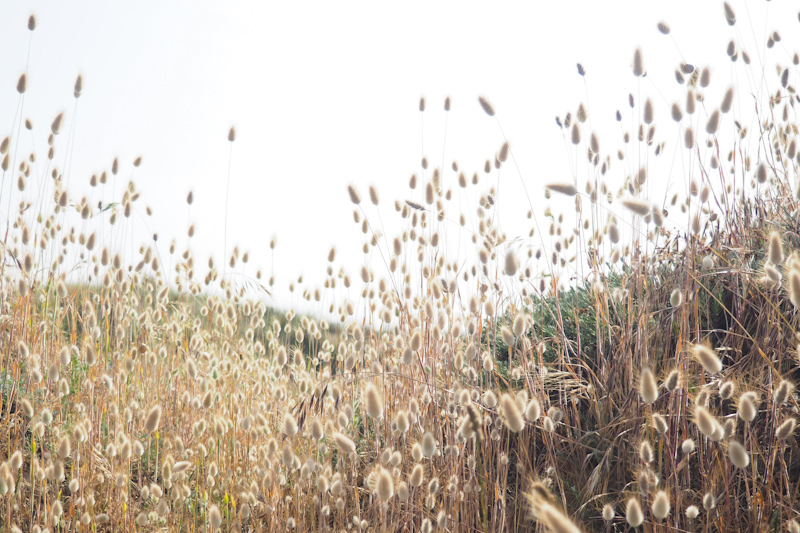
(1, 4), (800, 532)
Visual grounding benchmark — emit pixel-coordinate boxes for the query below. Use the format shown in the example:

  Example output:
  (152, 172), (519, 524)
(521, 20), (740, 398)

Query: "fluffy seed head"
(483, 390), (498, 408)
(532, 501), (583, 533)
(721, 87), (734, 113)
(376, 467), (394, 500)
(626, 498), (644, 527)
(652, 490), (670, 520)
(421, 431), (437, 458)
(333, 432), (356, 455)
(478, 96), (495, 116)
(728, 440), (749, 468)
(546, 182), (578, 196)
(684, 127), (695, 148)
(775, 380), (795, 405)
(571, 124), (581, 145)
(693, 343), (722, 374)
(144, 405), (162, 433)
(790, 270), (800, 308)
(686, 505), (700, 519)
(499, 394), (525, 432)
(504, 251), (518, 276)
(10, 451), (22, 470)
(694, 406), (717, 437)
(209, 504), (222, 529)
(501, 327), (514, 346)
(757, 163), (768, 184)
(602, 504), (615, 521)
(513, 313), (527, 336)
(670, 289), (683, 307)
(364, 383), (384, 419)
(347, 185), (361, 205)
(705, 110), (720, 134)
(652, 413), (668, 435)
(621, 198), (650, 216)
(665, 369), (680, 392)
(590, 132), (599, 153)
(57, 436), (71, 459)
(410, 464), (424, 486)
(738, 392), (757, 422)
(608, 222), (620, 244)
(671, 103), (683, 122)
(644, 99), (654, 124)
(639, 440), (653, 463)
(632, 48), (644, 77)
(723, 2), (736, 25)
(768, 232), (784, 264)
(525, 399), (541, 422)
(682, 438), (695, 454)
(719, 381), (734, 400)
(700, 67), (711, 87)
(777, 418), (796, 440)
(283, 413), (298, 436)
(498, 141), (509, 162)
(639, 368), (658, 404)
(51, 113), (64, 135)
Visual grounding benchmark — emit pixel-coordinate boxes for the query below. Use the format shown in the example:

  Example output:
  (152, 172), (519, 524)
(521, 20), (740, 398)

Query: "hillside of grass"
(2, 5), (800, 533)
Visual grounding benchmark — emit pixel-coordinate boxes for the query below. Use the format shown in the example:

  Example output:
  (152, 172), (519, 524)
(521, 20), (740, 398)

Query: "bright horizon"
(1, 0), (796, 315)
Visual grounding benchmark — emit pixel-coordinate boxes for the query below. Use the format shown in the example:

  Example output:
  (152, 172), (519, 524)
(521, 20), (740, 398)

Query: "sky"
(0, 0), (796, 315)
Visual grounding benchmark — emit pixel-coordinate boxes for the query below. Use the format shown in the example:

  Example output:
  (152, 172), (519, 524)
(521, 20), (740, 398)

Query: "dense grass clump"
(2, 4), (800, 533)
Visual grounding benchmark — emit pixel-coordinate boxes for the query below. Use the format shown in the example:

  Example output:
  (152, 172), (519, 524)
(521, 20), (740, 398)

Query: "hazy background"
(0, 0), (795, 313)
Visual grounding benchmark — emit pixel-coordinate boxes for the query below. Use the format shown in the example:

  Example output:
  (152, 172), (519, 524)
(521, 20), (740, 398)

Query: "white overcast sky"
(0, 1), (796, 313)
